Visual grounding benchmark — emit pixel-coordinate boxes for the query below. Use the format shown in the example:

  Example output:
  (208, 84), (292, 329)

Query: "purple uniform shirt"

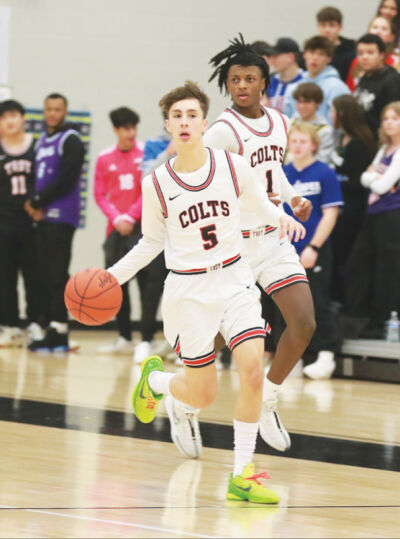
(35, 129), (81, 227)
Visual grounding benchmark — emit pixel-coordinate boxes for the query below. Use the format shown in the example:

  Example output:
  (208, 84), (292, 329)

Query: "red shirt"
(94, 142), (144, 236)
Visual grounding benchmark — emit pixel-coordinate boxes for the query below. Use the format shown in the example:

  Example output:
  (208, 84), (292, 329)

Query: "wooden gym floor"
(0, 330), (399, 538)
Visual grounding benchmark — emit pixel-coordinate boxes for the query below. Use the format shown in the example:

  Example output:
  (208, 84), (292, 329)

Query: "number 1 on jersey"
(265, 170), (273, 193)
(200, 224), (218, 250)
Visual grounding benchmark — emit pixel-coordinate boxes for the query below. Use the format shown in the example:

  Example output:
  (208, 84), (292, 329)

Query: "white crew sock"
(148, 371), (174, 395)
(264, 377), (280, 400)
(233, 419), (259, 477)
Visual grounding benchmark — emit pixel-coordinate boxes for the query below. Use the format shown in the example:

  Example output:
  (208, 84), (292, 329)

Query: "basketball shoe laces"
(244, 471), (271, 484)
(146, 395), (157, 409)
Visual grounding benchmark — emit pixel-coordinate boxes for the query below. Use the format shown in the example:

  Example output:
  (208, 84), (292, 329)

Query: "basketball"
(64, 268), (123, 326)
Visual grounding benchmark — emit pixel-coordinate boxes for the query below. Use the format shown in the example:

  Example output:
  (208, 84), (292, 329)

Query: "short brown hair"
(288, 123), (320, 153)
(293, 82), (324, 104)
(317, 6), (342, 24)
(304, 35), (335, 57)
(159, 81), (210, 120)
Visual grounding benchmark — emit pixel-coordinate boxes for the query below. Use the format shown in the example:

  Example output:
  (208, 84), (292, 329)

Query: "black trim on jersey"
(151, 171), (168, 218)
(224, 151), (240, 198)
(225, 107), (274, 137)
(182, 349), (216, 368)
(165, 148), (216, 191)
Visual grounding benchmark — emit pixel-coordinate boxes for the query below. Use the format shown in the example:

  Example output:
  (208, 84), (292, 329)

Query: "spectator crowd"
(0, 1), (400, 381)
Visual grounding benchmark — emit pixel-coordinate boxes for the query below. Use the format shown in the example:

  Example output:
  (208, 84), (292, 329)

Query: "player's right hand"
(278, 215), (305, 243)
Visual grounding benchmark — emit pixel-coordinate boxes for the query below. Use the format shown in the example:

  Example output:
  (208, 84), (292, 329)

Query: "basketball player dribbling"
(108, 81), (305, 503)
(204, 36), (316, 452)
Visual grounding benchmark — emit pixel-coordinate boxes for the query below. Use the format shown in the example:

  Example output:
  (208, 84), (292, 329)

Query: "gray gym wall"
(3, 0), (377, 321)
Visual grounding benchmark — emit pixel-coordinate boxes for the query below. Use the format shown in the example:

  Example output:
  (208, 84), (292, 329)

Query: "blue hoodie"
(283, 66), (350, 124)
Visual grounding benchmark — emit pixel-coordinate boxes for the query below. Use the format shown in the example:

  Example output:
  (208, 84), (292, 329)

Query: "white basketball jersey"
(212, 106), (288, 230)
(151, 148), (244, 272)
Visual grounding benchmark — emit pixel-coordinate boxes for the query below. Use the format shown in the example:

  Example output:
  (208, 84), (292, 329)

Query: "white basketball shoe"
(259, 390), (291, 452)
(164, 394), (202, 459)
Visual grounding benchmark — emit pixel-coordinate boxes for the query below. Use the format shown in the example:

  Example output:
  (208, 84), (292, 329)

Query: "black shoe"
(28, 327), (69, 352)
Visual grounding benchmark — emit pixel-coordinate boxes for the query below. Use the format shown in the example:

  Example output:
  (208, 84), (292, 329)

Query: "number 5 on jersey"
(200, 224), (218, 250)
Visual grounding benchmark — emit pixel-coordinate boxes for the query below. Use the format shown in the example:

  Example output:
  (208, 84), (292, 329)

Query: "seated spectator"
(353, 34), (400, 135)
(265, 38), (304, 112)
(284, 36), (350, 123)
(345, 101), (400, 339)
(316, 6), (356, 82)
(329, 95), (376, 304)
(286, 82), (334, 163)
(376, 0), (400, 40)
(283, 123), (343, 379)
(347, 17), (399, 90)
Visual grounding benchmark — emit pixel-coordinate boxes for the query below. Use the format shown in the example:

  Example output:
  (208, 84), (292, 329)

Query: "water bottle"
(385, 311), (400, 343)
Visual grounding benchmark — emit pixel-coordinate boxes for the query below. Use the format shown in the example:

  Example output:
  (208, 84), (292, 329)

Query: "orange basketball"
(64, 268), (123, 326)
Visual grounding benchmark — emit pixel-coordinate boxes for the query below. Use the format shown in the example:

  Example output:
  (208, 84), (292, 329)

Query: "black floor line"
(0, 396), (399, 472)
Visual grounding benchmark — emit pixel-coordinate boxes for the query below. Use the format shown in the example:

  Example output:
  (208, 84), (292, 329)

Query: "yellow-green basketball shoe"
(131, 355), (164, 423)
(227, 463), (280, 504)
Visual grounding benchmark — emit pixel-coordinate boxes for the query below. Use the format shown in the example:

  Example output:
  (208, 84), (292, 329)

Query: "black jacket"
(354, 66), (400, 134)
(332, 36), (356, 82)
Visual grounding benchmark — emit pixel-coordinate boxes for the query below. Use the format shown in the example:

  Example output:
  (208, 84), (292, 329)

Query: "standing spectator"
(284, 124), (343, 379)
(251, 40), (275, 106)
(0, 100), (42, 347)
(26, 93), (84, 352)
(330, 95), (376, 304)
(353, 34), (400, 135)
(347, 17), (398, 90)
(266, 38), (304, 112)
(95, 107), (165, 361)
(284, 36), (350, 123)
(287, 82), (334, 163)
(316, 6), (356, 82)
(345, 102), (400, 339)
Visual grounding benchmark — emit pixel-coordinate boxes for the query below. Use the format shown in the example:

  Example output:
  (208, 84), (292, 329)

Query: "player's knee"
(189, 376), (218, 408)
(289, 312), (316, 343)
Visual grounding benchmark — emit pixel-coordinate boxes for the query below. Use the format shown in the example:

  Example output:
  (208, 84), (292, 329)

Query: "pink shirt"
(94, 142), (144, 236)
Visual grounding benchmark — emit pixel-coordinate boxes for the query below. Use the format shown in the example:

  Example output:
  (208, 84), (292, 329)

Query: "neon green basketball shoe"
(227, 463), (280, 504)
(131, 355), (164, 423)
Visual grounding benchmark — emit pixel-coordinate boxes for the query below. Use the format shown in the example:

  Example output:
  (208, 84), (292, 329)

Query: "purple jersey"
(367, 152), (400, 215)
(35, 129), (81, 227)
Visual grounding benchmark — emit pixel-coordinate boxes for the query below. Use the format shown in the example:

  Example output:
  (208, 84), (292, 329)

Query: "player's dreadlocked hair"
(209, 33), (270, 94)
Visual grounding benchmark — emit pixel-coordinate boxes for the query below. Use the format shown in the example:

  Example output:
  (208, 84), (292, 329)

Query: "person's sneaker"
(0, 327), (24, 348)
(131, 355), (164, 423)
(97, 336), (133, 354)
(133, 341), (152, 363)
(28, 327), (69, 353)
(26, 323), (44, 344)
(303, 351), (336, 380)
(227, 463), (280, 504)
(259, 392), (291, 452)
(164, 394), (202, 459)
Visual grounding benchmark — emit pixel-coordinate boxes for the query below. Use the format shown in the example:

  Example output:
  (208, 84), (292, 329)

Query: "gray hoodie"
(283, 66), (350, 123)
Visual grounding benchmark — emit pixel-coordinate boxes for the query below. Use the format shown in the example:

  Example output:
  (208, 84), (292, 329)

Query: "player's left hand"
(292, 196), (312, 222)
(278, 215), (305, 243)
(300, 245), (318, 269)
(268, 192), (281, 206)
